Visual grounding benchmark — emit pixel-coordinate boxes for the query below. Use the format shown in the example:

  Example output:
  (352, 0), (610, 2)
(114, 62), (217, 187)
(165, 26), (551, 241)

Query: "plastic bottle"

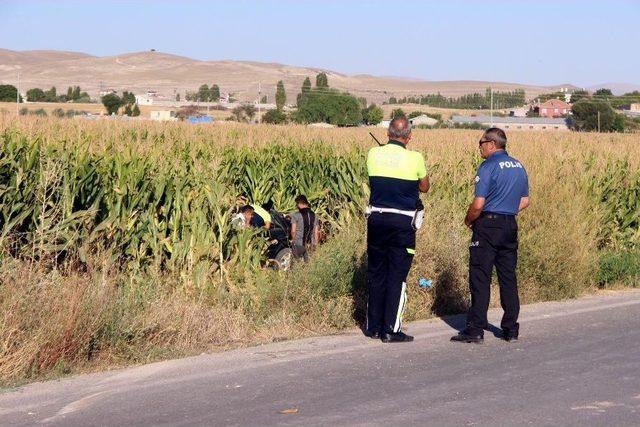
(418, 278), (433, 289)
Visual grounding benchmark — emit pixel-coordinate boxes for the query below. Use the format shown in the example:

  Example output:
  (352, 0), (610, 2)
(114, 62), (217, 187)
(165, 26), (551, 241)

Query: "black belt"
(481, 212), (515, 219)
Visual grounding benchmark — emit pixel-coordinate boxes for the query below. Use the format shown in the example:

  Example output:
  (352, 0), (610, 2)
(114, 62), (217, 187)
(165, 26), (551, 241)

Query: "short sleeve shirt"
(289, 210), (319, 246)
(474, 151), (529, 215)
(367, 140), (427, 210)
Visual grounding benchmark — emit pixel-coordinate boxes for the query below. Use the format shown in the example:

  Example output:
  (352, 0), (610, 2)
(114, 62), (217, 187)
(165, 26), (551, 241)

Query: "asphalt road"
(2, 290), (640, 427)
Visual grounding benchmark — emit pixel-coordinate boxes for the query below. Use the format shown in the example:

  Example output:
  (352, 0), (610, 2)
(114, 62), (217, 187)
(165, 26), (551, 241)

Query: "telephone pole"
(597, 110), (601, 133)
(490, 87), (493, 126)
(16, 72), (20, 116)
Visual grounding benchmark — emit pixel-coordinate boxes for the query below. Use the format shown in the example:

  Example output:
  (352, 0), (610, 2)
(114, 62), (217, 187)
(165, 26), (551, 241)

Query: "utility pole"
(597, 110), (601, 133)
(257, 82), (261, 124)
(490, 87), (494, 126)
(16, 72), (20, 116)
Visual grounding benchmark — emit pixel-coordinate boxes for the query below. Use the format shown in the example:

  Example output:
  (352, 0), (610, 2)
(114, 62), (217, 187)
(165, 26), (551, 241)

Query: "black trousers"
(366, 212), (415, 334)
(467, 213), (520, 336)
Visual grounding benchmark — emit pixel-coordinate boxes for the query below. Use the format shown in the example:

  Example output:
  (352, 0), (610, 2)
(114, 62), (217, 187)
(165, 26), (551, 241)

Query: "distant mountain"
(0, 48), (577, 103)
(587, 83), (640, 96)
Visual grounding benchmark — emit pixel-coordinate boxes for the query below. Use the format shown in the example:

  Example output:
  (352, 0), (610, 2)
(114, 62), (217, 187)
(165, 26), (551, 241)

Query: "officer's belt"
(366, 205), (416, 218)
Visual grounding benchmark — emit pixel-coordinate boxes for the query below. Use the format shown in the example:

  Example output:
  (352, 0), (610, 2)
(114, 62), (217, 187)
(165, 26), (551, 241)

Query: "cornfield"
(0, 116), (638, 384)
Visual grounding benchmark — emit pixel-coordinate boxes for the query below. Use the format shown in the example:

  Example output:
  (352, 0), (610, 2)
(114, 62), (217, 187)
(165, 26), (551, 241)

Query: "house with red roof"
(536, 99), (571, 117)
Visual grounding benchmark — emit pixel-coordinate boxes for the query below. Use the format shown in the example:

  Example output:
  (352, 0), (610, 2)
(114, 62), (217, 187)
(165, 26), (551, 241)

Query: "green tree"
(132, 104), (141, 117)
(262, 108), (287, 124)
(72, 86), (81, 101)
(260, 95), (267, 103)
(570, 89), (590, 103)
(176, 93), (181, 102)
(294, 88), (362, 126)
(26, 88), (47, 102)
(390, 108), (406, 119)
(275, 80), (286, 110)
(123, 104), (133, 116)
(44, 86), (57, 102)
(0, 85), (20, 102)
(67, 86), (73, 100)
(297, 77), (312, 106)
(121, 91), (136, 106)
(362, 104), (384, 125)
(594, 88), (613, 97)
(102, 93), (122, 115)
(197, 84), (210, 102)
(571, 100), (624, 132)
(210, 84), (220, 101)
(316, 72), (329, 88)
(52, 108), (65, 118)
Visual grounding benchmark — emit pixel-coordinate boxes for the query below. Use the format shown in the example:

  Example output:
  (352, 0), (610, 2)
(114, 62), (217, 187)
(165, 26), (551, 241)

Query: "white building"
(150, 110), (178, 121)
(409, 115), (438, 127)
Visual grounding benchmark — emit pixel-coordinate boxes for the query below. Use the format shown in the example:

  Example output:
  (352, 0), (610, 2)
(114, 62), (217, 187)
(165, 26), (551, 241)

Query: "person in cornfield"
(289, 195), (319, 262)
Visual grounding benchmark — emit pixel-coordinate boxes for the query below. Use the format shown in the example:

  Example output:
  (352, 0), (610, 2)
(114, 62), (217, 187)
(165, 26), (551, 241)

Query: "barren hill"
(0, 49), (574, 103)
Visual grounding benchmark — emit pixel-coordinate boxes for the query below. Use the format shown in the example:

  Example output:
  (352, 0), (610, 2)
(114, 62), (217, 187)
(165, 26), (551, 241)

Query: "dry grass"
(0, 116), (637, 386)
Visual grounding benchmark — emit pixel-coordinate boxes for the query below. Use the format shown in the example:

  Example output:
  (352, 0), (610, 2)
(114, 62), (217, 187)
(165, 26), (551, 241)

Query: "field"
(0, 115), (638, 385)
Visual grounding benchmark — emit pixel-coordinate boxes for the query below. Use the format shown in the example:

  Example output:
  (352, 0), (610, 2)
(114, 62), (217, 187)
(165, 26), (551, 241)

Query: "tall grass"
(0, 116), (638, 385)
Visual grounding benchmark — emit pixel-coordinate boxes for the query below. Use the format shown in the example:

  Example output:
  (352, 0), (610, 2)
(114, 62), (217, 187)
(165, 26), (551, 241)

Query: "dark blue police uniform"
(467, 150), (529, 338)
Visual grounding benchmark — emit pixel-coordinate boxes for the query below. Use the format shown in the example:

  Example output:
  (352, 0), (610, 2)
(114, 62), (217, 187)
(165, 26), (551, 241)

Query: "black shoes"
(450, 331), (484, 344)
(364, 330), (380, 339)
(503, 332), (519, 342)
(381, 331), (414, 343)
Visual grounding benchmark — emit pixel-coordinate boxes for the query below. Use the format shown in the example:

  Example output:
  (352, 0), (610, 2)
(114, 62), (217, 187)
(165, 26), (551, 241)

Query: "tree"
(297, 77), (312, 106)
(231, 106), (246, 122)
(0, 85), (20, 102)
(316, 72), (328, 88)
(388, 97), (398, 104)
(176, 93), (181, 102)
(185, 91), (197, 102)
(594, 88), (613, 97)
(390, 108), (406, 119)
(67, 86), (73, 100)
(102, 93), (122, 115)
(570, 89), (590, 103)
(294, 88), (362, 126)
(197, 84), (210, 102)
(72, 86), (81, 101)
(262, 108), (287, 124)
(44, 86), (57, 102)
(210, 84), (220, 101)
(121, 91), (136, 106)
(275, 80), (286, 110)
(571, 100), (624, 132)
(362, 104), (384, 125)
(132, 104), (141, 117)
(26, 88), (47, 102)
(52, 108), (65, 118)
(123, 104), (133, 116)
(260, 95), (267, 103)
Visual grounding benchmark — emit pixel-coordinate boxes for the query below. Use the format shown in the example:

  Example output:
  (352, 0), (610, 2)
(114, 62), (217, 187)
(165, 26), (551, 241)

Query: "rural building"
(409, 115), (438, 127)
(631, 103), (640, 112)
(509, 108), (528, 117)
(150, 110), (177, 121)
(99, 88), (117, 97)
(536, 99), (571, 117)
(377, 120), (391, 128)
(451, 115), (570, 131)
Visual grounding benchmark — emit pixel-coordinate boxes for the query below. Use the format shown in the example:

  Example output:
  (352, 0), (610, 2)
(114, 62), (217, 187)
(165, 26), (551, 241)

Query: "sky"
(1, 0), (639, 87)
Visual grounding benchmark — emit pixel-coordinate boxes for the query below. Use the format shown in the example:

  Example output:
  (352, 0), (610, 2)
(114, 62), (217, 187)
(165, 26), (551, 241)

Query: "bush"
(261, 109), (287, 124)
(598, 251), (640, 287)
(31, 108), (47, 117)
(52, 108), (65, 118)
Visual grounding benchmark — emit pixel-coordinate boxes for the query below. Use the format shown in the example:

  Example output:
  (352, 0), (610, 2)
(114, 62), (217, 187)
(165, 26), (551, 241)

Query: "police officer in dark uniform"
(452, 127), (530, 344)
(365, 117), (430, 343)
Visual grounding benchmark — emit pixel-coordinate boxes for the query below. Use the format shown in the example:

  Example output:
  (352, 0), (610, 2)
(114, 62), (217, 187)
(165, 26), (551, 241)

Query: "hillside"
(0, 49), (575, 103)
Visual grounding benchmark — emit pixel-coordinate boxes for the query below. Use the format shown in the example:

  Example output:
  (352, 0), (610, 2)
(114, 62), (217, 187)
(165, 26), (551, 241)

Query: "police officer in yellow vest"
(365, 117), (430, 343)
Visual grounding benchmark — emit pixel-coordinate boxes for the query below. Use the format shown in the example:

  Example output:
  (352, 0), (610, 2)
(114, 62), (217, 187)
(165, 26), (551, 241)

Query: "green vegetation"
(275, 80), (286, 110)
(387, 89), (525, 109)
(26, 85), (90, 103)
(570, 100), (626, 132)
(0, 84), (21, 102)
(294, 74), (362, 125)
(361, 104), (384, 125)
(261, 108), (287, 124)
(0, 120), (637, 385)
(101, 93), (122, 115)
